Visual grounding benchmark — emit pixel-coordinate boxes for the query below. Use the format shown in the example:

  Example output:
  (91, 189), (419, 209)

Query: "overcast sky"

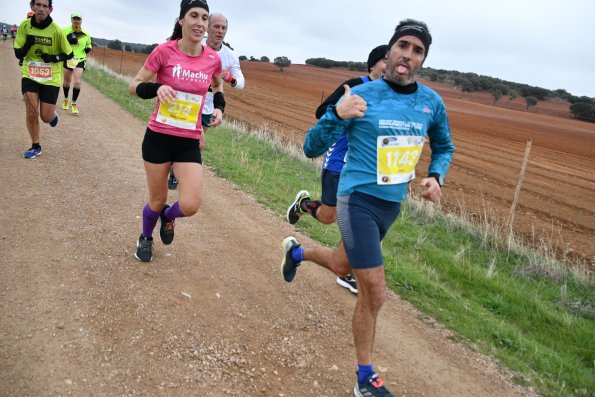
(2, 0), (594, 97)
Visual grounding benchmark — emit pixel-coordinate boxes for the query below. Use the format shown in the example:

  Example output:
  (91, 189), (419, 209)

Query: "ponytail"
(168, 18), (182, 41)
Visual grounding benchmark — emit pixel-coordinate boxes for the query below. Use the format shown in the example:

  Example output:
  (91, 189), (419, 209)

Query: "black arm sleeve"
(42, 51), (74, 63)
(14, 46), (30, 60)
(14, 35), (36, 60)
(59, 51), (74, 61)
(213, 92), (225, 113)
(135, 82), (162, 99)
(315, 77), (365, 119)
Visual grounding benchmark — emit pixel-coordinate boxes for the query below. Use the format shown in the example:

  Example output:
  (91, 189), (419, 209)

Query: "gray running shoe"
(168, 168), (178, 190)
(280, 236), (301, 283)
(286, 190), (311, 224)
(159, 205), (175, 245)
(135, 234), (154, 262)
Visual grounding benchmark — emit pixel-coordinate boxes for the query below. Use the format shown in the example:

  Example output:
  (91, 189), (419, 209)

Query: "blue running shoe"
(23, 146), (42, 159)
(354, 373), (395, 397)
(49, 111), (58, 127)
(281, 236), (301, 283)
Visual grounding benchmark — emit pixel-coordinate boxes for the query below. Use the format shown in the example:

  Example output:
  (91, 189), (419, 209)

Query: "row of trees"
(239, 55), (292, 71)
(105, 39), (158, 54)
(418, 67), (594, 121)
(239, 55), (269, 62)
(305, 57), (367, 72)
(105, 39), (294, 71)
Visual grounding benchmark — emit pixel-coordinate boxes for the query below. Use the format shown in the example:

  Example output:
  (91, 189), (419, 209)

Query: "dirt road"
(0, 46), (537, 396)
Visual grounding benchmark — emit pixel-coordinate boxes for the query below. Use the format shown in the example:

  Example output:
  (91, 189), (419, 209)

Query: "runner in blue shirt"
(281, 19), (455, 397)
(286, 44), (387, 294)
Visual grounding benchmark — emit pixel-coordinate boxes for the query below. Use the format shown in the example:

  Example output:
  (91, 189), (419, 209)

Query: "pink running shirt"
(144, 39), (222, 140)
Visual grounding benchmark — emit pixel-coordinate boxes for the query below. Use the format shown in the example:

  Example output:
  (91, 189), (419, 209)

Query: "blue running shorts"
(337, 191), (401, 269)
(320, 169), (341, 206)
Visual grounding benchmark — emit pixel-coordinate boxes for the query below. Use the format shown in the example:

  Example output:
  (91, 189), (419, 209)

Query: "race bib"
(377, 135), (425, 185)
(66, 58), (80, 69)
(157, 90), (202, 130)
(27, 61), (52, 82)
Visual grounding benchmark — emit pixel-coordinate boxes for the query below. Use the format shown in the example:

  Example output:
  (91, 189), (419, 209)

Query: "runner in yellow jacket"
(61, 12), (92, 115)
(14, 0), (73, 159)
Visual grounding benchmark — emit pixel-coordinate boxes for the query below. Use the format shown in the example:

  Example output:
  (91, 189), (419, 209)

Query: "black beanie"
(388, 23), (432, 58)
(367, 44), (388, 72)
(180, 0), (209, 19)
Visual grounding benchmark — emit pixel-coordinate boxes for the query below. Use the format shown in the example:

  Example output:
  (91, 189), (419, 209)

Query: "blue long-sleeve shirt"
(304, 79), (455, 203)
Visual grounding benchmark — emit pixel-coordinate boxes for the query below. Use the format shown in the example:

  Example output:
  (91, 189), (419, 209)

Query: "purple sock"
(142, 203), (160, 238)
(164, 201), (186, 221)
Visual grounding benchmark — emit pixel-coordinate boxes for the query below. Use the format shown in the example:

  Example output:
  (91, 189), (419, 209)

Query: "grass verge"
(85, 62), (594, 397)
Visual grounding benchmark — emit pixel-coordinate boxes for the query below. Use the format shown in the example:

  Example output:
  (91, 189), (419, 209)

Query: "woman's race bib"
(27, 61), (52, 82)
(157, 90), (203, 130)
(377, 135), (425, 185)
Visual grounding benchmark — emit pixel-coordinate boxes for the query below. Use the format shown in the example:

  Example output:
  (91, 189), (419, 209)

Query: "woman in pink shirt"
(128, 0), (224, 262)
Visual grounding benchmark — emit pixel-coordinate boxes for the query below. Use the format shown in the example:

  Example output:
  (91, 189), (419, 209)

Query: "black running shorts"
(21, 78), (60, 105)
(141, 127), (202, 164)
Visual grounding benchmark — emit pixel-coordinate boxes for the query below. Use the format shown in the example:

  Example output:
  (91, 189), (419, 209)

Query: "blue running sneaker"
(23, 146), (42, 159)
(49, 111), (59, 127)
(280, 236), (301, 283)
(354, 373), (395, 397)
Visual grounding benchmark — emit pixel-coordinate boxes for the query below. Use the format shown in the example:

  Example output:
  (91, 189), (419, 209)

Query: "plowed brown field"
(92, 48), (595, 267)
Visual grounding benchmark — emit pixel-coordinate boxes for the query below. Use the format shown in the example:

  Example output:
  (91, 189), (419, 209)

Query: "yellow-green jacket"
(63, 25), (92, 61)
(14, 16), (72, 87)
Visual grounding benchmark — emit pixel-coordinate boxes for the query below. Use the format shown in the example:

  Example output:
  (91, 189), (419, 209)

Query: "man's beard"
(386, 68), (416, 86)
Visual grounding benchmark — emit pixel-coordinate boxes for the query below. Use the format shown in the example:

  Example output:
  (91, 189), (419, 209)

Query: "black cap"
(367, 45), (388, 72)
(388, 22), (432, 58)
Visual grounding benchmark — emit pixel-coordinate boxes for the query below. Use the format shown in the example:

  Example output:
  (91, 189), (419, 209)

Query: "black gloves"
(41, 53), (60, 63)
(25, 34), (36, 47)
(84, 47), (91, 53)
(67, 32), (78, 45)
